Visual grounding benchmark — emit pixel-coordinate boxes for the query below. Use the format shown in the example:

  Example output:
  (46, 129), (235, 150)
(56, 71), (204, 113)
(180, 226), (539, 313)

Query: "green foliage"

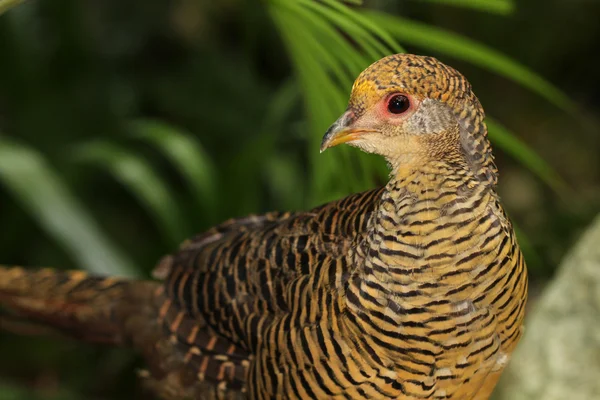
(269, 0), (397, 203)
(268, 0), (574, 205)
(0, 0), (574, 275)
(411, 0), (515, 15)
(73, 140), (190, 247)
(128, 119), (219, 225)
(367, 11), (576, 115)
(0, 138), (138, 277)
(0, 0), (24, 16)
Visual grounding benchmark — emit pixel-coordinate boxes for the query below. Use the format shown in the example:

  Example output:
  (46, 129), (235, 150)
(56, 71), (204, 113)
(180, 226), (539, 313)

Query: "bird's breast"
(338, 182), (527, 399)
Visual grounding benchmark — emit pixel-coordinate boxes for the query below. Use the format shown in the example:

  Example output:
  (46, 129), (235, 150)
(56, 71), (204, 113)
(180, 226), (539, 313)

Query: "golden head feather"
(321, 54), (497, 185)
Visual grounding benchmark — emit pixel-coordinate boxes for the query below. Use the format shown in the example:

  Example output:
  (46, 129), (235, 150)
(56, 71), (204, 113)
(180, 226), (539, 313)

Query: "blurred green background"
(0, 0), (598, 398)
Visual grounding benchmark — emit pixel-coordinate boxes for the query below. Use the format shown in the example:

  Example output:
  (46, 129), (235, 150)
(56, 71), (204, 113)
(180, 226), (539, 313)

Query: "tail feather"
(0, 312), (69, 338)
(0, 266), (250, 398)
(0, 266), (159, 345)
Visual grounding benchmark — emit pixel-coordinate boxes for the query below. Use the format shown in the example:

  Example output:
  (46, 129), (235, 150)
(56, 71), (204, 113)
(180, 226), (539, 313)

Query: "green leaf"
(263, 155), (306, 210)
(128, 119), (219, 225)
(269, 0), (391, 203)
(296, 0), (391, 61)
(320, 0), (405, 54)
(270, 0), (570, 205)
(486, 118), (566, 193)
(366, 11), (577, 116)
(0, 138), (139, 277)
(280, 1), (356, 91)
(260, 79), (300, 134)
(339, 0), (363, 5)
(0, 0), (25, 16)
(268, 3), (345, 195)
(73, 141), (189, 246)
(410, 0), (515, 15)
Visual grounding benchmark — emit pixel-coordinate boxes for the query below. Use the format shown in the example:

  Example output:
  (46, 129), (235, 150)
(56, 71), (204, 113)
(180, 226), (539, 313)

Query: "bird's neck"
(341, 159), (504, 361)
(383, 120), (499, 188)
(354, 158), (495, 287)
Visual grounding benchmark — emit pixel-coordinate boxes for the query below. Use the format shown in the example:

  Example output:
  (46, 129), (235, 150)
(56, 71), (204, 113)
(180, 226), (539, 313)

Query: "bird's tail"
(0, 265), (160, 345)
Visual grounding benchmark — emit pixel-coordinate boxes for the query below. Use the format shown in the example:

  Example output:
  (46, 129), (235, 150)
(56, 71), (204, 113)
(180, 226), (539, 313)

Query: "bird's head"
(321, 54), (496, 184)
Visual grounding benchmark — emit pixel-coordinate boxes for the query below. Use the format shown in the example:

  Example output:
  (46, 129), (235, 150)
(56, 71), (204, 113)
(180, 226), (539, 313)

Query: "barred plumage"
(0, 54), (527, 399)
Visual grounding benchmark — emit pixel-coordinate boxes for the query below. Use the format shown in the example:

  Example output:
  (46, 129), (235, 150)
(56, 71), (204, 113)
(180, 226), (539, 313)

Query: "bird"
(0, 53), (528, 400)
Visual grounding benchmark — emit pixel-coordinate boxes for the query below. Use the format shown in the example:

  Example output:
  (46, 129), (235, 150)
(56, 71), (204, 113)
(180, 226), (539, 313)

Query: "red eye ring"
(387, 94), (410, 114)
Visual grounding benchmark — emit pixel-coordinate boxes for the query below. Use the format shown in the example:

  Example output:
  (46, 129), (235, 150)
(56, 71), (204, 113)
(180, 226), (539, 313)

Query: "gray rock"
(497, 215), (600, 400)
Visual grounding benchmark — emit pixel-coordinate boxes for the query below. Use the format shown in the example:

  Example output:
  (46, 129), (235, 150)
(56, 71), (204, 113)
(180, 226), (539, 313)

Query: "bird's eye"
(387, 94), (410, 114)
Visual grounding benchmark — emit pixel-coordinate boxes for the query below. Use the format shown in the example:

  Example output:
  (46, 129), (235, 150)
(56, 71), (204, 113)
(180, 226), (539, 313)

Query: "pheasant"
(0, 54), (527, 400)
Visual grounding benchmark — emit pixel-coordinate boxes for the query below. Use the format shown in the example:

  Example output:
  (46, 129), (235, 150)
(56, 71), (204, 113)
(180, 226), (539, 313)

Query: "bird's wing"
(155, 187), (383, 391)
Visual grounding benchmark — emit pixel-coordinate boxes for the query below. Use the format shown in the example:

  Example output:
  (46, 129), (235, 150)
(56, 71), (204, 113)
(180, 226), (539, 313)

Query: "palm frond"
(72, 141), (189, 247)
(0, 0), (24, 16)
(0, 138), (139, 277)
(268, 0), (570, 197)
(366, 11), (576, 115)
(128, 119), (219, 225)
(268, 0), (393, 204)
(410, 0), (515, 15)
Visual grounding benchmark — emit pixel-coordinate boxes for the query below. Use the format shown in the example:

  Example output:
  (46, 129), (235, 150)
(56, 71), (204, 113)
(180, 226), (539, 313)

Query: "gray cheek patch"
(405, 99), (456, 135)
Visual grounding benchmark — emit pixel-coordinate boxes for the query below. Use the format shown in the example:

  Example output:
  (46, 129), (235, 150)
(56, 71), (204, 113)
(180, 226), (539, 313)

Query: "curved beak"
(320, 110), (358, 153)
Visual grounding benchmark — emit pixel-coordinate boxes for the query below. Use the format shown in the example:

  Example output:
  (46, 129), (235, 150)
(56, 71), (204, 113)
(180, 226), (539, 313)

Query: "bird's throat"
(342, 160), (508, 366)
(354, 160), (493, 295)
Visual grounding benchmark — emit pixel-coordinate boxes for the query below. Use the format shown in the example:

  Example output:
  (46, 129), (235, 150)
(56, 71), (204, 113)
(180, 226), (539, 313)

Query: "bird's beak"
(320, 110), (359, 153)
